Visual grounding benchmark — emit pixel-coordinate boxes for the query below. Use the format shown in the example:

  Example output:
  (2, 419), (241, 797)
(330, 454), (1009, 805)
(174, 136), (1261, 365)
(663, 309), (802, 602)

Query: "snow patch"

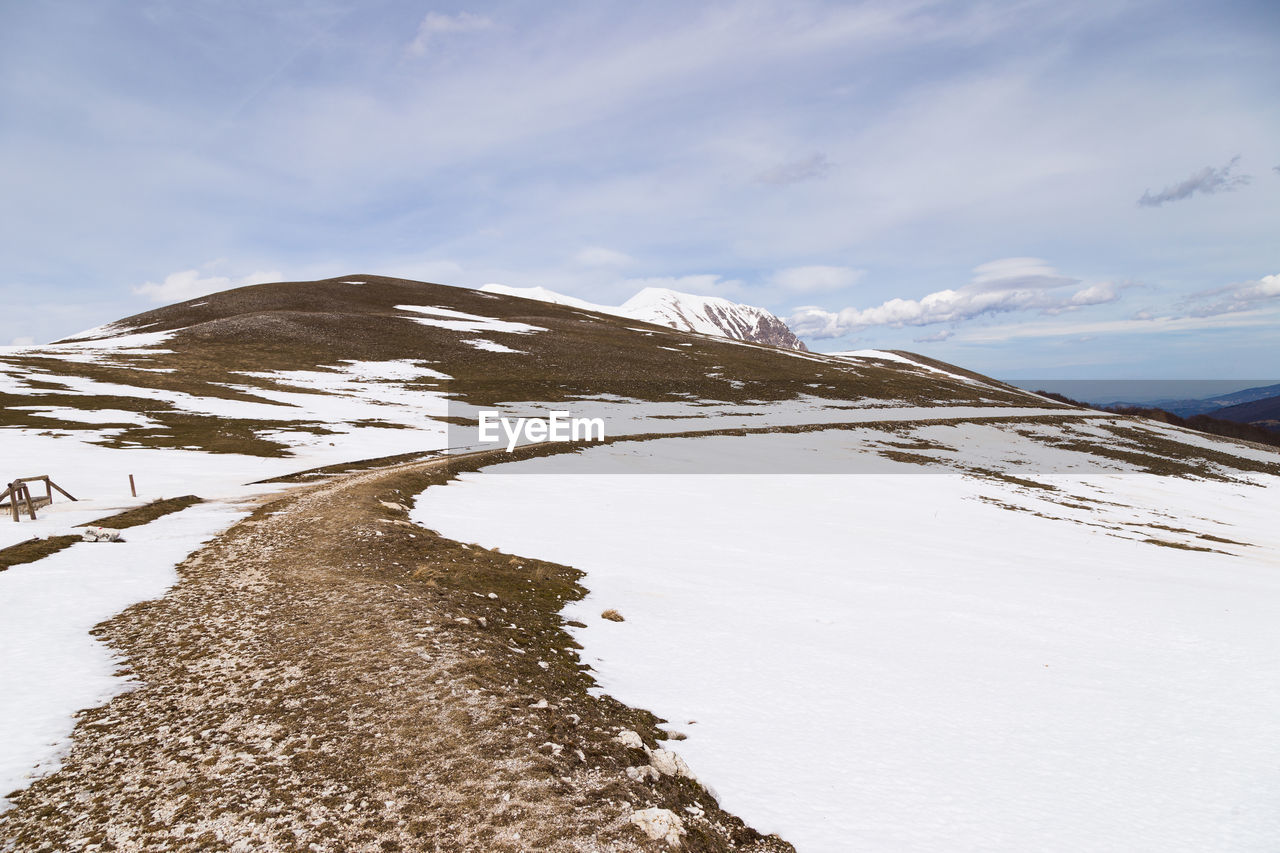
(396, 305), (545, 334)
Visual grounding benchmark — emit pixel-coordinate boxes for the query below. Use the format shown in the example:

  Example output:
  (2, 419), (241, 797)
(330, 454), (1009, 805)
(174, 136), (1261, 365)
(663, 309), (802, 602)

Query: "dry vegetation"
(0, 534), (81, 572)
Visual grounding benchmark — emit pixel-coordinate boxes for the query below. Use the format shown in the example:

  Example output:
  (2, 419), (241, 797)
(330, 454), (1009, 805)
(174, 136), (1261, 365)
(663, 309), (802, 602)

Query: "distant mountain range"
(1110, 383), (1280, 418)
(480, 284), (807, 351)
(1100, 382), (1280, 439)
(1209, 394), (1280, 431)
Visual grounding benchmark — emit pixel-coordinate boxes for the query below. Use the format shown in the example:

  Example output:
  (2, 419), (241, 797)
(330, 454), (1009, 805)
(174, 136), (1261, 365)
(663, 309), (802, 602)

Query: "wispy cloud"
(1182, 272), (1280, 317)
(955, 307), (1280, 343)
(573, 247), (634, 268)
(789, 258), (1118, 339)
(132, 266), (281, 304)
(913, 329), (953, 343)
(620, 274), (743, 298)
(772, 265), (862, 292)
(757, 153), (833, 186)
(407, 11), (492, 55)
(1137, 155), (1251, 207)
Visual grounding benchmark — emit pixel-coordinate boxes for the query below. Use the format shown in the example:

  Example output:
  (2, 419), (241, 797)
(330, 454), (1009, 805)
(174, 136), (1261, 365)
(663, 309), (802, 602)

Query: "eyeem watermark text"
(478, 410), (606, 452)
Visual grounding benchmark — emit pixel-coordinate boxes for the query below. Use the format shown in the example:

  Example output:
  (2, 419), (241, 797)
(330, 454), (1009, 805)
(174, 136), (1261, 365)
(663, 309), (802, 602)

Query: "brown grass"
(0, 535), (80, 572)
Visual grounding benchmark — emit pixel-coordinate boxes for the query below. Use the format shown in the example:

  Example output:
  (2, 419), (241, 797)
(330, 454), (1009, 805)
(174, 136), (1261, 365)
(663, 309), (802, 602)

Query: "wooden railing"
(0, 476), (77, 522)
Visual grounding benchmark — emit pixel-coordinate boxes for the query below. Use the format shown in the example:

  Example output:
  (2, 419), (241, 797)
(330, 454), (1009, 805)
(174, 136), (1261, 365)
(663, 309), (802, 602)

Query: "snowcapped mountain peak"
(481, 283), (807, 350)
(619, 288), (806, 350)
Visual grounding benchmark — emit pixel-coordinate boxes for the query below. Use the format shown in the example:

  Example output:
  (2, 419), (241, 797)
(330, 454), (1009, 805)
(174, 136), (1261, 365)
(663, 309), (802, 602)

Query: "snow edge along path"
(0, 500), (252, 810)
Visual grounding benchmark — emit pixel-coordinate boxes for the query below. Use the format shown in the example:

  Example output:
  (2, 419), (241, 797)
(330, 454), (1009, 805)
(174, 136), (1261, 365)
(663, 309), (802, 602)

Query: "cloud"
(757, 153), (833, 186)
(132, 268), (282, 304)
(951, 274), (1280, 343)
(573, 247), (633, 268)
(956, 308), (1279, 344)
(1137, 156), (1252, 207)
(621, 274), (743, 298)
(913, 329), (953, 343)
(408, 12), (492, 55)
(1183, 272), (1280, 317)
(788, 258), (1118, 339)
(772, 265), (863, 292)
(8, 336), (35, 347)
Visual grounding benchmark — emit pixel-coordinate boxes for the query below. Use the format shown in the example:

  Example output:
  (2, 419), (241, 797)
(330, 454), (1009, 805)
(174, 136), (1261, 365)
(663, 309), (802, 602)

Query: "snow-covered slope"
(414, 426), (1280, 853)
(481, 283), (808, 350)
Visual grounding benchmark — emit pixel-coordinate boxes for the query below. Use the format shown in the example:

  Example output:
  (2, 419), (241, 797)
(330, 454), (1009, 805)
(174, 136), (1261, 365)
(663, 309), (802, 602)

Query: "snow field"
(0, 500), (250, 811)
(411, 429), (1280, 852)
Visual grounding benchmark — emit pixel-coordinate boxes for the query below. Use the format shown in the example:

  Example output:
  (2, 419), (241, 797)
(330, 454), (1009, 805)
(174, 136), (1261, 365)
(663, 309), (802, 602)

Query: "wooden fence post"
(129, 474), (137, 498)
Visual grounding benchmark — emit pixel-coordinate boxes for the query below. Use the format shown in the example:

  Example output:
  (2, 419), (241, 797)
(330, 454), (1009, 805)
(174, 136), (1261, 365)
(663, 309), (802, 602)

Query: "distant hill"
(1211, 395), (1280, 432)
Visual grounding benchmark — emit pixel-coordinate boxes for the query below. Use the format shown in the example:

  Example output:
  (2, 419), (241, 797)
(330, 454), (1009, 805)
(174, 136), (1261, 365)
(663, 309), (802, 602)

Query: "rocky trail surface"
(0, 449), (791, 852)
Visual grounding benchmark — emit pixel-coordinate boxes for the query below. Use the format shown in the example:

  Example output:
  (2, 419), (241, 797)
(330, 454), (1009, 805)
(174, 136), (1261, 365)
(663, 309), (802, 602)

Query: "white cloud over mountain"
(789, 258), (1119, 339)
(132, 267), (281, 304)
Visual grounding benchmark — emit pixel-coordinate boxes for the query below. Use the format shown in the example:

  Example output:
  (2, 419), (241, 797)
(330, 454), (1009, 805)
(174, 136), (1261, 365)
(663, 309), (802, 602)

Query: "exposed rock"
(614, 729), (644, 749)
(625, 764), (660, 783)
(649, 748), (694, 779)
(629, 807), (686, 848)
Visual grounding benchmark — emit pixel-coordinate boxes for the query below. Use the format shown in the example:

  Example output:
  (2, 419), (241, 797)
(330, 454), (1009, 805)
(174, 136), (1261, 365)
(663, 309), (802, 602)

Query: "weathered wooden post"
(5, 482), (16, 523)
(45, 477), (76, 501)
(21, 484), (36, 521)
(129, 474), (137, 498)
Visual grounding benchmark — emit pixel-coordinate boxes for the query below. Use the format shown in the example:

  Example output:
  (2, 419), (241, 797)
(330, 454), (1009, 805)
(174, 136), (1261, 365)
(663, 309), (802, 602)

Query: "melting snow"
(396, 305), (545, 334)
(463, 339), (524, 353)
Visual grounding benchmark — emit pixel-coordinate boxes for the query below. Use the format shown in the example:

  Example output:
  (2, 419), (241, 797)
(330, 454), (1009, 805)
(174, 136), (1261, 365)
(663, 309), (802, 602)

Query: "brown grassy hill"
(0, 274), (1069, 457)
(1208, 394), (1280, 432)
(49, 275), (1037, 408)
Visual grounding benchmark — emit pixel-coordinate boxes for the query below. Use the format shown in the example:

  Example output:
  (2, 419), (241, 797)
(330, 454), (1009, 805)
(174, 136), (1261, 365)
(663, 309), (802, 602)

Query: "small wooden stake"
(129, 474), (137, 497)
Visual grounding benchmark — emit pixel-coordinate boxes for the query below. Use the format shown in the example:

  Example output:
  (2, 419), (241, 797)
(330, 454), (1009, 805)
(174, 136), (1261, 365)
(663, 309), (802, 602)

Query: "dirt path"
(0, 450), (793, 852)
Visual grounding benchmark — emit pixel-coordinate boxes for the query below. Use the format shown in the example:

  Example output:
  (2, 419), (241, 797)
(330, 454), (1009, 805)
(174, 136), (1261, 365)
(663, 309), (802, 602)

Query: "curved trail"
(0, 449), (792, 852)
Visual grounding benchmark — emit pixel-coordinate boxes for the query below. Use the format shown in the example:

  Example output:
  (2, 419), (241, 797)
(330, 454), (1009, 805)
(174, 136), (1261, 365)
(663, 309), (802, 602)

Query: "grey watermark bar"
(440, 382), (1280, 475)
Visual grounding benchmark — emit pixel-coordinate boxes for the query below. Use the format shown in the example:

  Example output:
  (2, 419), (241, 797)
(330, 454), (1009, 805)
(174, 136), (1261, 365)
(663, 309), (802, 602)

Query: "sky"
(2, 0), (1277, 379)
